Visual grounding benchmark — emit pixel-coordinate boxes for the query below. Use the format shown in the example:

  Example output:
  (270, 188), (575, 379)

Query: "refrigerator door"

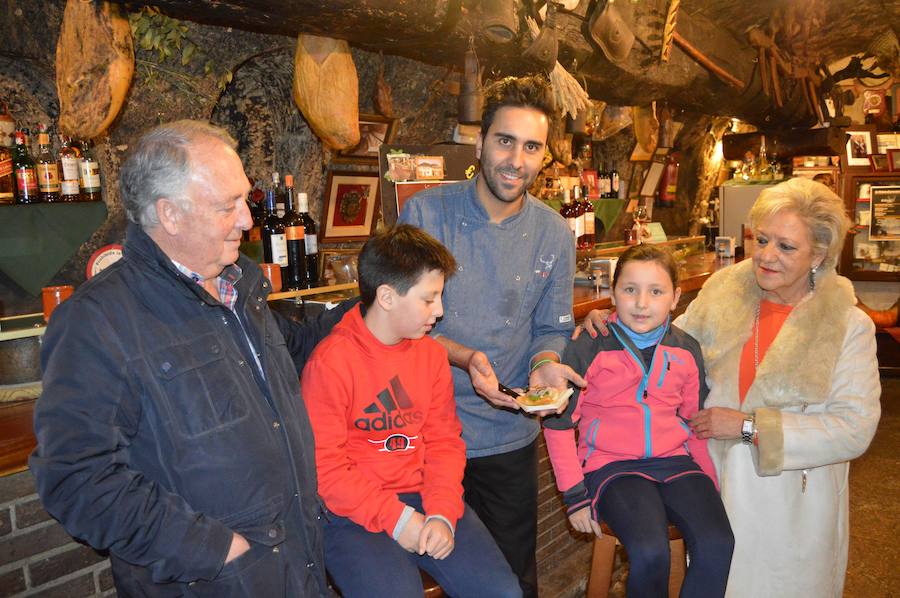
(719, 184), (778, 248)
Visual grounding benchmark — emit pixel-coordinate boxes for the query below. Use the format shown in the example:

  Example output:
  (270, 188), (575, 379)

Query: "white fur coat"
(675, 260), (881, 598)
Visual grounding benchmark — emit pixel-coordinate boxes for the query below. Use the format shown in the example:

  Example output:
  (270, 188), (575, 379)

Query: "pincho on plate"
(516, 386), (574, 413)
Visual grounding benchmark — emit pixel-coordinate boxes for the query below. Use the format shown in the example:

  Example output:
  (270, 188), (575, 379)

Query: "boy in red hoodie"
(302, 224), (521, 598)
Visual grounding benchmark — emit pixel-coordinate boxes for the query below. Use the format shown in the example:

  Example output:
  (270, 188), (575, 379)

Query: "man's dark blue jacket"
(31, 223), (348, 596)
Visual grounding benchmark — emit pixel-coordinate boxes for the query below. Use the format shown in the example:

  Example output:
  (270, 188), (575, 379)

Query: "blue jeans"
(324, 493), (522, 598)
(594, 473), (734, 598)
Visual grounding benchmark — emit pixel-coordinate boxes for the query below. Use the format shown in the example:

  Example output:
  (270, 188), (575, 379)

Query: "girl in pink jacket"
(543, 245), (733, 598)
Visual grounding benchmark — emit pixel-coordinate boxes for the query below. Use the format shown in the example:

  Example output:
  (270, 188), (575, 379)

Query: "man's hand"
(528, 361), (586, 415)
(568, 508), (603, 538)
(224, 532), (251, 564)
(397, 511), (426, 553)
(690, 407), (745, 440)
(575, 309), (612, 340)
(468, 351), (521, 410)
(418, 519), (455, 560)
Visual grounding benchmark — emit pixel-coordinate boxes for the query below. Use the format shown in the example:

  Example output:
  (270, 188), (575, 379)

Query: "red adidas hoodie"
(301, 304), (465, 535)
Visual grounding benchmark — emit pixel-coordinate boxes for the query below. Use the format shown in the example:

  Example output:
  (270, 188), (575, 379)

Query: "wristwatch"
(741, 415), (756, 445)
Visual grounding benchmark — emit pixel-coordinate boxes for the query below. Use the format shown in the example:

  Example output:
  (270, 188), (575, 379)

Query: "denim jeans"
(324, 493), (521, 598)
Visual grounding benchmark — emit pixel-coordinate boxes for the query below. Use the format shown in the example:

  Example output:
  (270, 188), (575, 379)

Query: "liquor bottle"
(0, 141), (13, 204)
(13, 130), (39, 203)
(281, 175), (307, 290)
(79, 140), (102, 201)
(271, 172), (285, 218)
(296, 190), (319, 288)
(0, 104), (13, 203)
(58, 135), (81, 202)
(261, 189), (288, 270)
(572, 183), (585, 246)
(559, 188), (578, 242)
(609, 162), (620, 199)
(580, 186), (595, 248)
(36, 124), (60, 202)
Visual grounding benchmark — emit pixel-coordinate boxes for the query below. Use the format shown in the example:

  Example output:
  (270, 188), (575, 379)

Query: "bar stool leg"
(667, 537), (686, 598)
(586, 534), (617, 598)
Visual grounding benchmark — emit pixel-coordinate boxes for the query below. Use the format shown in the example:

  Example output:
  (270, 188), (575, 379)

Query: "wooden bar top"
(574, 251), (730, 320)
(1, 251), (733, 476)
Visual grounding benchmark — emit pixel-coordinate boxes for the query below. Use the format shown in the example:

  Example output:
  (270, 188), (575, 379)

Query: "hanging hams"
(55, 0), (134, 139)
(292, 34), (360, 151)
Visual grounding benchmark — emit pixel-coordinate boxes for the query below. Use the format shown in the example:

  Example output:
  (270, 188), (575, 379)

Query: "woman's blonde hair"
(749, 177), (851, 270)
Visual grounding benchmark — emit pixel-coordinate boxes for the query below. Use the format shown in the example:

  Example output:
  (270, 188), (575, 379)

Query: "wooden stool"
(421, 569), (444, 598)
(586, 522), (686, 598)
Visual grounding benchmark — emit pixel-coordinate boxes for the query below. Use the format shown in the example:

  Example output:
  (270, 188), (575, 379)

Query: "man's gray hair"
(119, 120), (238, 228)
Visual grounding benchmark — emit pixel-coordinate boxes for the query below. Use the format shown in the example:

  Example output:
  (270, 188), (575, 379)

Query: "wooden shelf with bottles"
(839, 171), (900, 281)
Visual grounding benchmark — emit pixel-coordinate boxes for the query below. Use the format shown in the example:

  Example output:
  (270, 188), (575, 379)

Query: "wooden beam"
(107, 0), (897, 128)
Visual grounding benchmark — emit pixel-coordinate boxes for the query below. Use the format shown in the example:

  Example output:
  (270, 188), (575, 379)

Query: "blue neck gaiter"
(616, 315), (670, 349)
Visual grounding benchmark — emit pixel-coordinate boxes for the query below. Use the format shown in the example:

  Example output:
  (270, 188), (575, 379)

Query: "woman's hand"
(568, 507), (603, 537)
(690, 407), (746, 440)
(574, 309), (612, 340)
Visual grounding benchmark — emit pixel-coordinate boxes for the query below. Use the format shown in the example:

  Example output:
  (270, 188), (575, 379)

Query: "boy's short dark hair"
(612, 244), (680, 290)
(480, 75), (556, 137)
(358, 224), (457, 306)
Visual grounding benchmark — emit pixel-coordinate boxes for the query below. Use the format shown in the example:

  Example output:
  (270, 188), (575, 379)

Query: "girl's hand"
(575, 309), (612, 340)
(690, 407), (745, 440)
(568, 507), (603, 537)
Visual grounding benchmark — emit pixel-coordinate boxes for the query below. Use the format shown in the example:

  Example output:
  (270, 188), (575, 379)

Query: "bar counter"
(0, 252), (733, 476)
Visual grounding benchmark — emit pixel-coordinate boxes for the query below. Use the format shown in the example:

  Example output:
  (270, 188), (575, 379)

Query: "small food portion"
(516, 387), (574, 413)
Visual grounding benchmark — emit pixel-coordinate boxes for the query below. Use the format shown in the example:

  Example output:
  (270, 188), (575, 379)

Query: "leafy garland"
(128, 6), (233, 90)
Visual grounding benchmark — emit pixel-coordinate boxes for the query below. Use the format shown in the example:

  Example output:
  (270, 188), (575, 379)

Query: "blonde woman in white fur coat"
(676, 177), (881, 597)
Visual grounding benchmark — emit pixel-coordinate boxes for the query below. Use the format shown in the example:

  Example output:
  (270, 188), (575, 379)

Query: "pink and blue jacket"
(543, 315), (718, 513)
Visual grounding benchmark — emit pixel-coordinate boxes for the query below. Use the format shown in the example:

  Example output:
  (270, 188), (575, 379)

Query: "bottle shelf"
(267, 282), (358, 301)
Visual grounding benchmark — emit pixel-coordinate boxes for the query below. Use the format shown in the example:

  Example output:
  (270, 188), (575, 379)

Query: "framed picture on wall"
(333, 114), (399, 164)
(888, 149), (900, 172)
(845, 125), (876, 168)
(321, 171), (380, 242)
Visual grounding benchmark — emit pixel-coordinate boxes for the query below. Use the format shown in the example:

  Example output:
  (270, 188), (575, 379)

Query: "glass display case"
(840, 172), (900, 281)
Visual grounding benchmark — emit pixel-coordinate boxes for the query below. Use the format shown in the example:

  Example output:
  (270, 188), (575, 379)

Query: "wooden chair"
(586, 522), (686, 598)
(421, 569), (445, 597)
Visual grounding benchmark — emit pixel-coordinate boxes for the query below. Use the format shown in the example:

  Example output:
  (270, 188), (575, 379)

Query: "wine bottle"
(282, 175), (307, 290)
(296, 191), (319, 288)
(572, 183), (585, 246)
(261, 189), (288, 270)
(559, 188), (578, 242)
(13, 130), (39, 204)
(79, 140), (102, 201)
(271, 172), (285, 218)
(58, 135), (81, 202)
(580, 187), (595, 248)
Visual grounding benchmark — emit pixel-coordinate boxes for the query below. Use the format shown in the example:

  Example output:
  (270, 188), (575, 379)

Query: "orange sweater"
(301, 305), (465, 535)
(739, 300), (793, 403)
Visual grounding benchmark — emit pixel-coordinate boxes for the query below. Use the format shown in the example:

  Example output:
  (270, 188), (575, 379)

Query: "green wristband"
(530, 358), (555, 373)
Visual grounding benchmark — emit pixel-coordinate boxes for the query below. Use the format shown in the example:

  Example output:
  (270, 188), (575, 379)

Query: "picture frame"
(869, 153), (889, 172)
(319, 248), (361, 285)
(888, 149), (900, 172)
(333, 114), (399, 164)
(844, 125), (877, 168)
(321, 171), (380, 243)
